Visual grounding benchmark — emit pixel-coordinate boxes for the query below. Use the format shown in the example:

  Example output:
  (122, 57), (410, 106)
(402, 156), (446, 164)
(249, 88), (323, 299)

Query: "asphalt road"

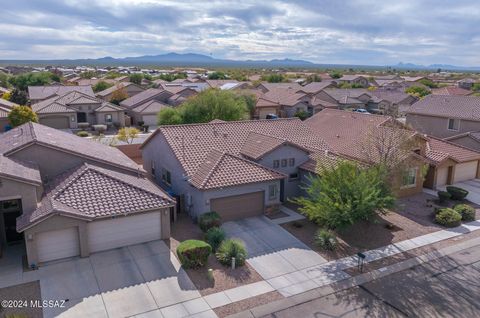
(265, 244), (480, 318)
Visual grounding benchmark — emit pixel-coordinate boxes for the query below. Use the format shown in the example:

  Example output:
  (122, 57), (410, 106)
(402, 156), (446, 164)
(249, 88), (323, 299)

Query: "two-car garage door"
(39, 116), (70, 129)
(87, 212), (162, 253)
(453, 161), (478, 183)
(210, 191), (265, 222)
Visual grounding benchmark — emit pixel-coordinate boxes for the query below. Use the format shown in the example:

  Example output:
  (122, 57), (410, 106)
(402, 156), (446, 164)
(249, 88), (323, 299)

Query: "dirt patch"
(213, 291), (283, 318)
(0, 281), (42, 318)
(168, 213), (263, 296)
(282, 194), (445, 261)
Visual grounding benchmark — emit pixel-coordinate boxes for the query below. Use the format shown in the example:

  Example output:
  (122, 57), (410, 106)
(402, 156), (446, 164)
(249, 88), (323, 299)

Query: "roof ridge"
(428, 135), (480, 155)
(198, 149), (226, 189)
(222, 152), (287, 177)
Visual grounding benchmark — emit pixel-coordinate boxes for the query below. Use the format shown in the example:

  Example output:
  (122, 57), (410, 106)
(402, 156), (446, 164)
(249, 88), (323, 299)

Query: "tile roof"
(259, 83), (302, 92)
(143, 118), (329, 179)
(299, 81), (337, 94)
(0, 156), (41, 185)
(120, 88), (170, 108)
(132, 100), (169, 114)
(306, 108), (415, 164)
(431, 86), (473, 96)
(338, 75), (367, 81)
(28, 85), (94, 101)
(263, 88), (306, 106)
(255, 97), (279, 108)
(205, 80), (238, 88)
(370, 89), (416, 104)
(406, 95), (480, 120)
(425, 136), (480, 165)
(0, 98), (19, 109)
(17, 163), (174, 231)
(0, 122), (141, 173)
(95, 102), (124, 112)
(240, 131), (309, 160)
(96, 82), (144, 97)
(189, 149), (285, 190)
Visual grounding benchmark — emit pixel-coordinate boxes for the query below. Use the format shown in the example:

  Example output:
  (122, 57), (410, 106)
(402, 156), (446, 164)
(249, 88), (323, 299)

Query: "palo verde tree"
(8, 106), (38, 127)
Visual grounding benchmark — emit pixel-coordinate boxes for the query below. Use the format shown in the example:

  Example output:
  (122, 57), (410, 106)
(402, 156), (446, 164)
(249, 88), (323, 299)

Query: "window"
(162, 168), (171, 185)
(273, 160), (280, 168)
(402, 168), (417, 188)
(281, 159), (288, 167)
(268, 184), (277, 200)
(289, 158), (295, 166)
(105, 114), (113, 123)
(288, 173), (298, 181)
(448, 118), (460, 131)
(151, 161), (156, 178)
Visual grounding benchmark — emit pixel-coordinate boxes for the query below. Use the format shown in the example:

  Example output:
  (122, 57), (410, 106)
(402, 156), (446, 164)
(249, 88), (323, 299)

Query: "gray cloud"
(0, 0), (478, 66)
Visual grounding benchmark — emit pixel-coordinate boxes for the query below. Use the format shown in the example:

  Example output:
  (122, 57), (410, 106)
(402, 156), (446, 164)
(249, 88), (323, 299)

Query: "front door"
(447, 166), (454, 185)
(1, 199), (23, 243)
(77, 112), (87, 123)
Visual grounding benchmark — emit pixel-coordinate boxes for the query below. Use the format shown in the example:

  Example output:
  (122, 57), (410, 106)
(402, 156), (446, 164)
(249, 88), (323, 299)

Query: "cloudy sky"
(1, 0), (479, 66)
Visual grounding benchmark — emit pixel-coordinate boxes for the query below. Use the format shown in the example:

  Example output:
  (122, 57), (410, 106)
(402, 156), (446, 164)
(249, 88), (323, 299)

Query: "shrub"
(205, 227), (225, 251)
(446, 186), (469, 200)
(314, 229), (338, 251)
(93, 124), (107, 133)
(216, 239), (247, 267)
(198, 211), (221, 232)
(76, 131), (89, 137)
(77, 122), (90, 129)
(435, 208), (462, 227)
(176, 240), (212, 269)
(437, 191), (451, 203)
(454, 204), (476, 222)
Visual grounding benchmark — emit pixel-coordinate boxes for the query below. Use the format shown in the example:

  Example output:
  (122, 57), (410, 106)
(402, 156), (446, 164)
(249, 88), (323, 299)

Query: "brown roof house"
(406, 95), (480, 149)
(31, 91), (125, 129)
(0, 122), (174, 266)
(141, 118), (334, 221)
(28, 85), (95, 104)
(96, 82), (145, 102)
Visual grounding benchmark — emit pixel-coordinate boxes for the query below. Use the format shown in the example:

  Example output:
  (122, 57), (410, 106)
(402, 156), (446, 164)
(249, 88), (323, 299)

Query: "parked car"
(266, 113), (279, 119)
(353, 108), (370, 114)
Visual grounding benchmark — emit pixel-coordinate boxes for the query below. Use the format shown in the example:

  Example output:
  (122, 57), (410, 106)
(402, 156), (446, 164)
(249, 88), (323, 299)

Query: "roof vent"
(336, 134), (340, 138)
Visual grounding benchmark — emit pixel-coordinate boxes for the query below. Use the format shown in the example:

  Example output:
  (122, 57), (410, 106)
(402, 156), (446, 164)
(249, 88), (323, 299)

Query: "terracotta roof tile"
(425, 136), (480, 164)
(406, 95), (480, 120)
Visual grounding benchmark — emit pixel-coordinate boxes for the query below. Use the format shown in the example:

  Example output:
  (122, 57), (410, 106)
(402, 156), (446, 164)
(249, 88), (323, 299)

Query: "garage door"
(36, 227), (80, 263)
(87, 212), (161, 253)
(210, 191), (264, 221)
(40, 116), (70, 129)
(454, 161), (478, 183)
(436, 166), (449, 187)
(142, 115), (158, 126)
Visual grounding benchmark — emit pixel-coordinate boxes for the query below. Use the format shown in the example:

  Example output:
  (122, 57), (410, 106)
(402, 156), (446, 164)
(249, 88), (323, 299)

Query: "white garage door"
(142, 115), (158, 126)
(36, 227), (80, 263)
(454, 161), (478, 183)
(436, 166), (449, 187)
(40, 116), (70, 129)
(87, 212), (161, 253)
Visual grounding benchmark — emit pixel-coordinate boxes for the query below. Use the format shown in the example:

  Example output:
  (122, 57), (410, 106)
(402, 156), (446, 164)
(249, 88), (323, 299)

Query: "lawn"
(168, 213), (263, 296)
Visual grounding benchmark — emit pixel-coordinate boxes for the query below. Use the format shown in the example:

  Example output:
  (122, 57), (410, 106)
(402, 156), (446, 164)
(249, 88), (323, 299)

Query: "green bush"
(437, 191), (451, 203)
(454, 204), (476, 222)
(435, 208), (462, 227)
(314, 229), (338, 251)
(76, 131), (89, 137)
(216, 239), (247, 267)
(205, 227), (225, 251)
(198, 211), (221, 232)
(446, 186), (469, 200)
(176, 240), (211, 269)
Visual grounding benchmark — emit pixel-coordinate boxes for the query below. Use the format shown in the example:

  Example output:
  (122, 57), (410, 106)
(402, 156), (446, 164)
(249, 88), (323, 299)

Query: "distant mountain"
(0, 52), (317, 68)
(393, 62), (480, 71)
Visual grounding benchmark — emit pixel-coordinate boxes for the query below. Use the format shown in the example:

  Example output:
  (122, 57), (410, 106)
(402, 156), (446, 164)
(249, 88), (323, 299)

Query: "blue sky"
(1, 0), (479, 66)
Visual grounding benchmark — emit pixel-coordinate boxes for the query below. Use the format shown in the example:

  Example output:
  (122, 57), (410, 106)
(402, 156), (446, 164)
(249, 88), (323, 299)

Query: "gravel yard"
(0, 281), (42, 318)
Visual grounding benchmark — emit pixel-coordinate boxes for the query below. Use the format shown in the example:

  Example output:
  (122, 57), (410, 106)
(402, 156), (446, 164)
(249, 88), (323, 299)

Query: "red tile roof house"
(0, 122), (174, 266)
(307, 109), (480, 192)
(405, 95), (480, 151)
(141, 118), (338, 220)
(31, 91), (125, 129)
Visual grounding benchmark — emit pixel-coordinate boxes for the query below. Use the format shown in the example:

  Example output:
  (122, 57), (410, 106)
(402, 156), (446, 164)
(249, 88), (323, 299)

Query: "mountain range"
(0, 52), (479, 71)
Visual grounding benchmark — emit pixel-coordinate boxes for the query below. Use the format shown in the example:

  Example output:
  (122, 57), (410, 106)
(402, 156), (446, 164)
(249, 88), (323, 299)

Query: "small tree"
(261, 74), (286, 83)
(406, 86), (430, 98)
(294, 161), (395, 230)
(9, 89), (28, 105)
(208, 71), (227, 80)
(305, 74), (322, 83)
(8, 106), (38, 127)
(110, 86), (129, 105)
(157, 107), (183, 125)
(329, 71), (343, 79)
(93, 81), (113, 92)
(294, 110), (309, 120)
(129, 73), (143, 85)
(117, 127), (139, 144)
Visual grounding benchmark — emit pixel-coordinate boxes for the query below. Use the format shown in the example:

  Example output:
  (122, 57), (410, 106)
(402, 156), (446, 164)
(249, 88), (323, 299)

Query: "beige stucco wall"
(95, 110), (125, 127)
(23, 209), (170, 266)
(406, 114), (480, 138)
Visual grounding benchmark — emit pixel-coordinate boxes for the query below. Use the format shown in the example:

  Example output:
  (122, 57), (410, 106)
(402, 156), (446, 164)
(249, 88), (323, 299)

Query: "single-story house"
(96, 82), (145, 102)
(31, 91), (125, 129)
(28, 85), (95, 104)
(0, 122), (174, 266)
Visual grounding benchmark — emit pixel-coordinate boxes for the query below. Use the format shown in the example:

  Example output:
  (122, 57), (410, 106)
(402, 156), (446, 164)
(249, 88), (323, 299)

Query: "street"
(265, 243), (480, 318)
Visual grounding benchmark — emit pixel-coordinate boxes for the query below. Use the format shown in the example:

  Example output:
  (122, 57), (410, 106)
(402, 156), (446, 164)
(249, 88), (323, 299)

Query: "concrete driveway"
(2, 240), (205, 318)
(439, 179), (480, 205)
(222, 217), (327, 280)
